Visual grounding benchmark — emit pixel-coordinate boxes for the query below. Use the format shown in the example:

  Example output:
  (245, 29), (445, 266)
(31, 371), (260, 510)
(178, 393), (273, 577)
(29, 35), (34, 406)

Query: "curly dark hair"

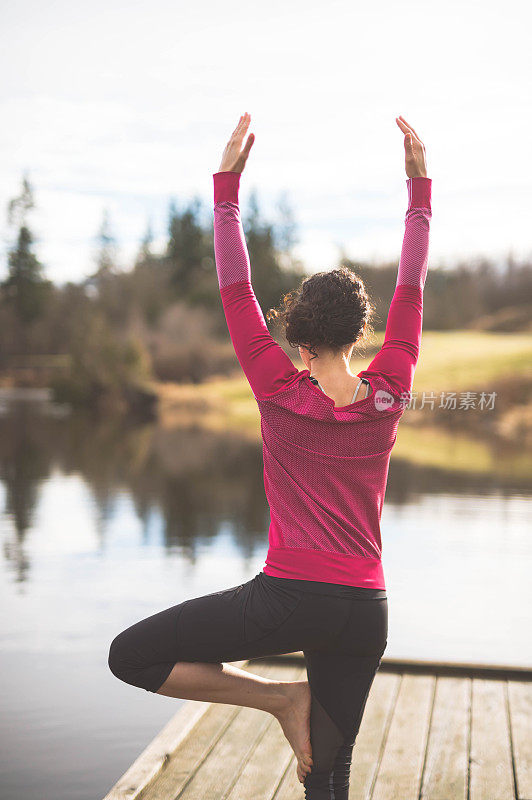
(266, 267), (375, 360)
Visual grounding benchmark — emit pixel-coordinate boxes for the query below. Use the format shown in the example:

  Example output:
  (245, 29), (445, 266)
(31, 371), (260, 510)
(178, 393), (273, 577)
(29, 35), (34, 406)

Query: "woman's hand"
(396, 116), (428, 178)
(218, 112), (255, 173)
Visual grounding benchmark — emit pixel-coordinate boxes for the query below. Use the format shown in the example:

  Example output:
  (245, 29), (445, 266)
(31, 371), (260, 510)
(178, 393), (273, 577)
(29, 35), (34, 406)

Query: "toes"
(298, 767), (307, 784)
(298, 755), (313, 775)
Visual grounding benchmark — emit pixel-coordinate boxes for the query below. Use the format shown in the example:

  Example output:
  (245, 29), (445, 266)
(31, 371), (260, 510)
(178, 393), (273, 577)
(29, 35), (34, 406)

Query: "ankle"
(269, 680), (293, 718)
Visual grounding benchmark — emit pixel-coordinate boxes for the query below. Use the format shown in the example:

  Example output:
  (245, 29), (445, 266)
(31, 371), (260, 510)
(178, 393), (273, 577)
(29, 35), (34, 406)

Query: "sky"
(1, 0), (531, 285)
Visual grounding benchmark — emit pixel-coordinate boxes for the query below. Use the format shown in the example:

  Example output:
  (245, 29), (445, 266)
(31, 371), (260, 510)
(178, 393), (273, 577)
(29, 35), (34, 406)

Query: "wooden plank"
(271, 671), (398, 800)
(172, 661), (293, 800)
(508, 681), (532, 800)
(377, 660), (532, 681)
(103, 702), (211, 800)
(420, 677), (469, 800)
(349, 672), (401, 800)
(263, 652), (532, 680)
(371, 674), (435, 800)
(272, 754), (301, 800)
(106, 657), (532, 800)
(470, 678), (515, 800)
(102, 658), (249, 800)
(224, 665), (307, 800)
(271, 670), (401, 800)
(138, 700), (241, 800)
(135, 662), (286, 800)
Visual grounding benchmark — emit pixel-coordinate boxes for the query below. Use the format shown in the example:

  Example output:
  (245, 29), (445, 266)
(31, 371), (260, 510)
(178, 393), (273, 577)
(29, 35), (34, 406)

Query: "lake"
(0, 390), (530, 800)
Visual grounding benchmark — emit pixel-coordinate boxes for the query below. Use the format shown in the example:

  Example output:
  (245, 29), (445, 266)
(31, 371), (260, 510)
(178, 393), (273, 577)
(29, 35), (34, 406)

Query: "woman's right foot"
(274, 679), (313, 782)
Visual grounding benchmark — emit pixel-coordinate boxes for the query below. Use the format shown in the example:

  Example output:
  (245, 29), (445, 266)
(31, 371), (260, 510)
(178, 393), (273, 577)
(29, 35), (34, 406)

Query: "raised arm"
(213, 114), (300, 399)
(358, 116), (432, 399)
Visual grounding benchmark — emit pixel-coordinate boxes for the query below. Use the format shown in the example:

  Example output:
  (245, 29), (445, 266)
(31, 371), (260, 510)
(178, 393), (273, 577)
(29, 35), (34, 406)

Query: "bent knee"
(107, 628), (171, 693)
(108, 628), (149, 686)
(108, 631), (131, 682)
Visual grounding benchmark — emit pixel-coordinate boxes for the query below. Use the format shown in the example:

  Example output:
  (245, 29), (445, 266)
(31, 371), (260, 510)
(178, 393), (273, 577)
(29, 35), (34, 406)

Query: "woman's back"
(213, 168), (432, 591)
(256, 370), (405, 587)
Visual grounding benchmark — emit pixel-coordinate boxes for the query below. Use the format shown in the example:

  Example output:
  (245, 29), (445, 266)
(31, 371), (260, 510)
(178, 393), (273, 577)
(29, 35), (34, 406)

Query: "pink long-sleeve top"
(213, 170), (432, 588)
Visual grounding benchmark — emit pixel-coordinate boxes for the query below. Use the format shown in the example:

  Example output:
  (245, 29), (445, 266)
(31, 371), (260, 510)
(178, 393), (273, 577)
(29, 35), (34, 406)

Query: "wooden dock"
(103, 654), (532, 800)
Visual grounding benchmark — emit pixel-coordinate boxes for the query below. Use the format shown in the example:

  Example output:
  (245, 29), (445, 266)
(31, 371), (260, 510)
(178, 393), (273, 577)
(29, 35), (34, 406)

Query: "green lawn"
(352, 329), (532, 392)
(162, 331), (532, 479)
(392, 424), (532, 481)
(206, 329), (532, 404)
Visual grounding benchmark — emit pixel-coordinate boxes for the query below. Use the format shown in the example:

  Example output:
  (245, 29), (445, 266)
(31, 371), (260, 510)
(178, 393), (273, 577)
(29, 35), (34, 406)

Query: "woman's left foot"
(274, 680), (313, 782)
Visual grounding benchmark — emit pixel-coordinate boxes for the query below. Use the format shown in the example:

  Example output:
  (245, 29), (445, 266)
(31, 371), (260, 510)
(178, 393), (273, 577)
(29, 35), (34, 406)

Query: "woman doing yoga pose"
(108, 113), (431, 799)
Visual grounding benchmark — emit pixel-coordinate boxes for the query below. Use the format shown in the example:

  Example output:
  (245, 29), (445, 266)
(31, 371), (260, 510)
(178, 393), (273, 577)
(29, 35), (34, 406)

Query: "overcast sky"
(1, 0), (531, 284)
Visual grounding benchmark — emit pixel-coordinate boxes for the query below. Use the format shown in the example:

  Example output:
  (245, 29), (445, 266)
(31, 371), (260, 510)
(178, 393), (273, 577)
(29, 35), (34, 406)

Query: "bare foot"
(274, 680), (313, 783)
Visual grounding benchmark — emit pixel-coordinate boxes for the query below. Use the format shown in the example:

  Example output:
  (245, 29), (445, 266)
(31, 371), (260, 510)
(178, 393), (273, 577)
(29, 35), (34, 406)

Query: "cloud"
(1, 0), (530, 283)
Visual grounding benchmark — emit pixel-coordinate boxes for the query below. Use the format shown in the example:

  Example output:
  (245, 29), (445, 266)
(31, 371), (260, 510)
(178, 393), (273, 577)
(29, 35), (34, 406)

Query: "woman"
(108, 113), (431, 799)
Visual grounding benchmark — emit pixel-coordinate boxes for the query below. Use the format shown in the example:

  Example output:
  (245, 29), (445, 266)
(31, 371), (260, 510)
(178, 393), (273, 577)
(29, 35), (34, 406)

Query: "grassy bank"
(402, 329), (532, 392)
(392, 424), (532, 480)
(155, 330), (532, 479)
(159, 329), (532, 415)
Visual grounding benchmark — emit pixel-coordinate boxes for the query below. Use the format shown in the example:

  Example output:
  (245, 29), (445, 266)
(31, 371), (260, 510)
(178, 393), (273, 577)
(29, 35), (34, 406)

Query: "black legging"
(108, 570), (388, 800)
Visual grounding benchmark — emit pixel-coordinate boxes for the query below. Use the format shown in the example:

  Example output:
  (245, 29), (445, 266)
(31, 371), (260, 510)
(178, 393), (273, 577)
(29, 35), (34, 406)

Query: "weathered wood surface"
(470, 679), (515, 800)
(420, 677), (469, 800)
(103, 656), (532, 800)
(508, 681), (532, 800)
(371, 674), (435, 800)
(101, 659), (248, 800)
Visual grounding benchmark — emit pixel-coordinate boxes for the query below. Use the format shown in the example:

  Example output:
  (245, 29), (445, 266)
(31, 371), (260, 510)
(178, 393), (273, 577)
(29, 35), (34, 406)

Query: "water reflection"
(0, 398), (271, 583)
(0, 393), (531, 800)
(0, 393), (530, 586)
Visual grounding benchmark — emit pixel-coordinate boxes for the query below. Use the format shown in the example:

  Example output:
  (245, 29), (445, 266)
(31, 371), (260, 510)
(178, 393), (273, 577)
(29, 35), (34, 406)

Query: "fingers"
(395, 118), (412, 150)
(399, 115), (419, 138)
(242, 132), (255, 156)
(219, 113), (254, 172)
(395, 117), (412, 146)
(396, 116), (415, 138)
(230, 117), (242, 137)
(396, 118), (408, 136)
(232, 112), (251, 140)
(397, 114), (420, 141)
(396, 115), (425, 149)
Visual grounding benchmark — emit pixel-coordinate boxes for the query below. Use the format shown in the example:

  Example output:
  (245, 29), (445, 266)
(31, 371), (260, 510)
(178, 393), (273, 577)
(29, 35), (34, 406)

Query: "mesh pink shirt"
(213, 171), (432, 588)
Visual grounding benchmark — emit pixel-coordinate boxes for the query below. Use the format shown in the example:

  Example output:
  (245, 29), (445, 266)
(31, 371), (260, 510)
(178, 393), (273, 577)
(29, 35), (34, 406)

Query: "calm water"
(0, 392), (531, 800)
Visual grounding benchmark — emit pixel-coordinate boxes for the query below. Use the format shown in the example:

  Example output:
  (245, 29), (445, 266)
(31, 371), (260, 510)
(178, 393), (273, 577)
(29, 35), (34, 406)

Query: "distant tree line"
(338, 253), (532, 334)
(1, 175), (531, 410)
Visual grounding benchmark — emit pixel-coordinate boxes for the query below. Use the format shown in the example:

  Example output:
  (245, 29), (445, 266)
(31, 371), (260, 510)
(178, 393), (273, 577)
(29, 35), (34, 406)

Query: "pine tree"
(166, 196), (205, 295)
(2, 174), (50, 341)
(93, 209), (118, 279)
(136, 218), (154, 265)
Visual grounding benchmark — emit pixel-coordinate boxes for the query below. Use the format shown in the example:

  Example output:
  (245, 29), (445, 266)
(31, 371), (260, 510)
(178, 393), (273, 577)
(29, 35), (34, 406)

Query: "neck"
(308, 360), (356, 382)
